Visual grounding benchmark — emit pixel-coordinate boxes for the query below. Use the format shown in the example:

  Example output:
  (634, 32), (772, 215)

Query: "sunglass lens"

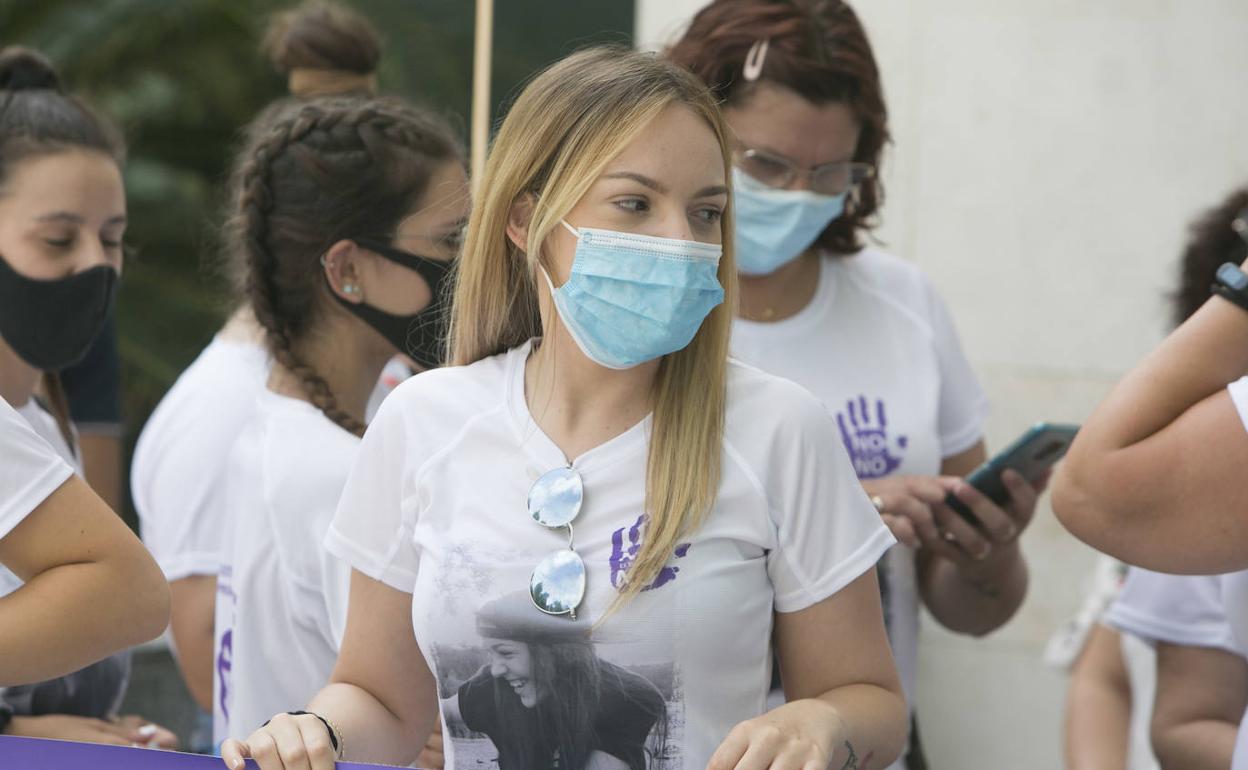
(530, 548), (586, 616)
(528, 467), (583, 528)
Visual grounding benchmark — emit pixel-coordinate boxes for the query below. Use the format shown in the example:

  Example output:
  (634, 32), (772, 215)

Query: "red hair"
(666, 0), (889, 255)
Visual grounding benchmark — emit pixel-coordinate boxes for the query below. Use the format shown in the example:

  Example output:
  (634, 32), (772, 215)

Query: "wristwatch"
(1212, 262), (1248, 314)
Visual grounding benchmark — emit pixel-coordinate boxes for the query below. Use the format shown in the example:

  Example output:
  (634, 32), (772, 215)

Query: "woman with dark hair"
(440, 593), (667, 770)
(667, 3), (1045, 767)
(131, 0), (430, 725)
(209, 87), (468, 744)
(0, 45), (174, 746)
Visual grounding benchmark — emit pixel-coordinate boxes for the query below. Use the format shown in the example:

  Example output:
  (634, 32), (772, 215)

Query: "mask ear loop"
(743, 39), (770, 82)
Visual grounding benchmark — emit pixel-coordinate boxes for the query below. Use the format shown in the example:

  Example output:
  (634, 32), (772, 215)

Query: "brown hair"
(263, 1), (381, 98)
(1171, 186), (1248, 328)
(666, 0), (889, 255)
(0, 47), (125, 450)
(227, 96), (462, 435)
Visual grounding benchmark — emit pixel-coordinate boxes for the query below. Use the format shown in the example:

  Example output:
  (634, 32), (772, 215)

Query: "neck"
(218, 304), (264, 345)
(525, 321), (658, 463)
(738, 250), (821, 322)
(267, 314), (391, 427)
(0, 336), (40, 408)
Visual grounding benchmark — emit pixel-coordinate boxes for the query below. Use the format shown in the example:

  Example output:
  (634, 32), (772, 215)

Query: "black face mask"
(0, 253), (118, 371)
(337, 238), (454, 370)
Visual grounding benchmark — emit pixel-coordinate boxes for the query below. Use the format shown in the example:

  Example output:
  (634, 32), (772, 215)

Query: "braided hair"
(226, 96), (462, 435)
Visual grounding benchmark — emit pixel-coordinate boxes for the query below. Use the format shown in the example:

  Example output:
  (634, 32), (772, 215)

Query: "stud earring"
(343, 284), (360, 296)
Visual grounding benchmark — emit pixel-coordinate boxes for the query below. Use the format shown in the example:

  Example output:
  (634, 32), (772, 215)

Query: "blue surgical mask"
(541, 221), (724, 370)
(732, 167), (847, 276)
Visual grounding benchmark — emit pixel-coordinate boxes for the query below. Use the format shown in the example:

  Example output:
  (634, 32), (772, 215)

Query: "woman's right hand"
(221, 712), (338, 770)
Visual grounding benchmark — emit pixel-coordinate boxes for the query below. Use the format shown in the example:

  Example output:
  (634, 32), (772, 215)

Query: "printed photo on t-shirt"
(433, 591), (681, 770)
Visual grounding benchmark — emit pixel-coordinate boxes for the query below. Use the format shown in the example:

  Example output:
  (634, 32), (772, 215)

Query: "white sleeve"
(1104, 567), (1238, 653)
(1228, 376), (1248, 432)
(324, 395), (422, 594)
(757, 384), (896, 613)
(133, 395), (238, 581)
(922, 277), (990, 457)
(0, 398), (74, 543)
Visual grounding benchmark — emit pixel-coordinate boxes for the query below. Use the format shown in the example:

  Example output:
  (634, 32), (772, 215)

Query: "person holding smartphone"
(666, 3), (1045, 767)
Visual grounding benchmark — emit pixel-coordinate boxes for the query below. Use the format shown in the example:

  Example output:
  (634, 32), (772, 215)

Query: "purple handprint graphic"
(836, 395), (908, 479)
(217, 628), (232, 721)
(609, 514), (692, 591)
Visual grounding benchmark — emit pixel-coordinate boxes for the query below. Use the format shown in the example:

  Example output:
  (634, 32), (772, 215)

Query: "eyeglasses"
(527, 466), (587, 619)
(735, 146), (874, 197)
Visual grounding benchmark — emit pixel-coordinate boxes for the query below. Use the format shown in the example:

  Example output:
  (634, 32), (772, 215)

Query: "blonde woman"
(222, 46), (905, 770)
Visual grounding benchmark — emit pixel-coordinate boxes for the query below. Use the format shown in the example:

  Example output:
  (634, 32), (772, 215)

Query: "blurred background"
(5, 0), (1248, 765)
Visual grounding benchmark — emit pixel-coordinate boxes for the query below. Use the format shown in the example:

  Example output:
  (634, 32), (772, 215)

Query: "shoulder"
(372, 348), (514, 445)
(832, 248), (943, 322)
(725, 360), (831, 437)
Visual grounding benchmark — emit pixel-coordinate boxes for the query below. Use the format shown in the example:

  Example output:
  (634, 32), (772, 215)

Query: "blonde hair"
(449, 46), (737, 611)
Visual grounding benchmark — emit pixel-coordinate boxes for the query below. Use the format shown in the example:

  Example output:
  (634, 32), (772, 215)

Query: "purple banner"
(0, 736), (405, 768)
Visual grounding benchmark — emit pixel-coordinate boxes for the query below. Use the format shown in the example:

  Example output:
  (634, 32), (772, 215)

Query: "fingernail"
(231, 760), (243, 769)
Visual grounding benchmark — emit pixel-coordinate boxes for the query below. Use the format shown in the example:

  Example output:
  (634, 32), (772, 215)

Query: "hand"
(864, 470), (1045, 567)
(934, 468), (1047, 569)
(416, 719), (445, 769)
(707, 699), (846, 770)
(221, 712), (337, 770)
(5, 714), (133, 746)
(113, 715), (180, 749)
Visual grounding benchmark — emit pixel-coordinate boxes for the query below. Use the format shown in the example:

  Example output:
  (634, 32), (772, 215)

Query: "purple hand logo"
(836, 396), (908, 479)
(609, 514), (692, 591)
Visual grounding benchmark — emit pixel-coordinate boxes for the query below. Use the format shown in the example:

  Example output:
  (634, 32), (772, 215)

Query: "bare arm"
(222, 569), (438, 770)
(1063, 624), (1130, 770)
(169, 574), (217, 712)
(77, 433), (122, 511)
(1053, 270), (1248, 573)
(0, 475), (170, 685)
(708, 569), (908, 770)
(1151, 642), (1248, 770)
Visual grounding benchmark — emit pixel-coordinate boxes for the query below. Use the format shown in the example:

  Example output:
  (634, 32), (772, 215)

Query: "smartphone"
(946, 422), (1080, 527)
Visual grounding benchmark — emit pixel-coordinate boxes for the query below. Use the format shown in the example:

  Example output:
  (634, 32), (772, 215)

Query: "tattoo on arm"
(840, 741), (859, 770)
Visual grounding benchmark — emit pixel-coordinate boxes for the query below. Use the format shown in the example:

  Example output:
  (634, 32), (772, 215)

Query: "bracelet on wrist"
(263, 711), (343, 759)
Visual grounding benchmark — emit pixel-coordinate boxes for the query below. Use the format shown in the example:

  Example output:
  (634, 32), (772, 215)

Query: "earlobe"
(322, 239), (364, 303)
(505, 194), (536, 253)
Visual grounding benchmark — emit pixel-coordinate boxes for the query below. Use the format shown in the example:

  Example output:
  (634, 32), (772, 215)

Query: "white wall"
(638, 2), (1248, 767)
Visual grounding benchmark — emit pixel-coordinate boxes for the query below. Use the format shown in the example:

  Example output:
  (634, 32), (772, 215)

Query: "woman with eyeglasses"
(666, 3), (1046, 767)
(222, 45), (906, 770)
(207, 90), (468, 748)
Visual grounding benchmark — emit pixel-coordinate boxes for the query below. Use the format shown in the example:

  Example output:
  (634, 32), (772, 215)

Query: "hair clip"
(743, 39), (770, 82)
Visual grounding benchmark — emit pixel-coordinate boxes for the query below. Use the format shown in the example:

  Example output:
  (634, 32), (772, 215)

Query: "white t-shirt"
(325, 340), (895, 770)
(133, 337), (269, 582)
(0, 399), (82, 598)
(212, 390), (359, 744)
(0, 397), (74, 546)
(730, 249), (989, 752)
(1221, 376), (1248, 770)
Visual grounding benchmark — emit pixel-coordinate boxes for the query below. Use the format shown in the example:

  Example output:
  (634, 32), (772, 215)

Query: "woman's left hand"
(112, 715), (180, 749)
(708, 699), (854, 770)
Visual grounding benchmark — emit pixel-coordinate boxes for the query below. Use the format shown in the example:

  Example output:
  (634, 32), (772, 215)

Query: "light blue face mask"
(732, 167), (847, 276)
(541, 221), (724, 370)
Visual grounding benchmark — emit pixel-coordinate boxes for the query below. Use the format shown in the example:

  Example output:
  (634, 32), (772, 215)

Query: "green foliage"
(2, 0), (632, 521)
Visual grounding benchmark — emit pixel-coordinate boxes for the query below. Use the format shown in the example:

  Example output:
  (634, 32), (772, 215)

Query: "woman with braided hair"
(210, 93), (468, 746)
(130, 3), (428, 740)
